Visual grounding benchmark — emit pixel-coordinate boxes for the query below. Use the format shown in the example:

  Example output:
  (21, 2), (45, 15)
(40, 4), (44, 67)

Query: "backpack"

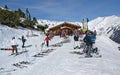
(90, 35), (95, 43)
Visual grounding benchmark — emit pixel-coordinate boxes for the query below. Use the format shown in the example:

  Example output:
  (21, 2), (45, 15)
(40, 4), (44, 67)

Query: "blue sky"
(0, 0), (120, 22)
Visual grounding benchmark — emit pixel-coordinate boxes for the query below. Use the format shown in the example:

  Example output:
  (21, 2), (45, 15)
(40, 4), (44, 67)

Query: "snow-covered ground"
(0, 24), (120, 75)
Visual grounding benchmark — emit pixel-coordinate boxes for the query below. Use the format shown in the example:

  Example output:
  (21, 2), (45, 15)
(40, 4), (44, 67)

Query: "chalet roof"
(46, 22), (81, 31)
(51, 22), (80, 29)
(46, 22), (80, 30)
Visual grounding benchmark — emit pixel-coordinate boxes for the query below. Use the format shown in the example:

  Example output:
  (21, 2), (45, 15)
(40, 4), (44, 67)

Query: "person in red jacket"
(45, 35), (50, 47)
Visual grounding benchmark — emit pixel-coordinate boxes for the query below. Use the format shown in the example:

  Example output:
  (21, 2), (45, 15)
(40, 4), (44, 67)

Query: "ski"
(33, 54), (44, 57)
(41, 50), (51, 53)
(33, 49), (55, 57)
(50, 41), (63, 47)
(79, 55), (102, 58)
(9, 50), (28, 57)
(0, 67), (16, 73)
(13, 63), (27, 69)
(51, 43), (62, 47)
(73, 47), (81, 49)
(19, 61), (32, 65)
(32, 53), (45, 57)
(9, 53), (19, 57)
(0, 68), (4, 70)
(0, 48), (13, 51)
(70, 51), (84, 55)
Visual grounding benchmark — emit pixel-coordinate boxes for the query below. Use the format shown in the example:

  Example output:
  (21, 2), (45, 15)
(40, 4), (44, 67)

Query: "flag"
(87, 18), (89, 23)
(82, 19), (87, 33)
(86, 18), (89, 30)
(82, 19), (85, 28)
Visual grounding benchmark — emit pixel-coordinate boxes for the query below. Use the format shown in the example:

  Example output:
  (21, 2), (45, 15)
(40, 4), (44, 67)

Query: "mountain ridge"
(37, 15), (120, 44)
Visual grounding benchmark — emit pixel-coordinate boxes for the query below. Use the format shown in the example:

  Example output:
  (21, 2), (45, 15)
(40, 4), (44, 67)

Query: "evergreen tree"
(44, 24), (48, 29)
(18, 8), (25, 18)
(0, 6), (39, 29)
(26, 8), (31, 20)
(4, 5), (8, 10)
(24, 8), (32, 26)
(0, 8), (2, 22)
(32, 17), (38, 25)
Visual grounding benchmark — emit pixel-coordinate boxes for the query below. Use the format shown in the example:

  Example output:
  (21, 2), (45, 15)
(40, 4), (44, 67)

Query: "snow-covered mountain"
(38, 15), (120, 44)
(37, 19), (82, 29)
(88, 15), (120, 44)
(0, 15), (120, 75)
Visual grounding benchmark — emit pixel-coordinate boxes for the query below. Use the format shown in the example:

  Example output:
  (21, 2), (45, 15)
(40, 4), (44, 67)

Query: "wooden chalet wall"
(47, 22), (81, 34)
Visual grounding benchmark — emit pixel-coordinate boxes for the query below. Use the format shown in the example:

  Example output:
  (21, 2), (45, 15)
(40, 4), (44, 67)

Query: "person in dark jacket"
(22, 35), (26, 48)
(73, 34), (79, 49)
(83, 32), (93, 57)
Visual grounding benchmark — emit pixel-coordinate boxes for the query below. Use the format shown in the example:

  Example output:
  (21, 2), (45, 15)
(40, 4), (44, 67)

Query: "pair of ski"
(71, 50), (102, 58)
(79, 54), (102, 58)
(33, 53), (45, 57)
(70, 51), (84, 55)
(51, 42), (63, 47)
(74, 47), (81, 49)
(79, 51), (102, 58)
(0, 67), (16, 74)
(33, 49), (55, 57)
(9, 53), (20, 57)
(51, 44), (62, 47)
(0, 47), (26, 51)
(13, 61), (31, 69)
(9, 50), (28, 57)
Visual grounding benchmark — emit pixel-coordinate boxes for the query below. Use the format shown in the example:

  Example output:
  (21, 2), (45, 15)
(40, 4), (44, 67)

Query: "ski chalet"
(46, 22), (81, 35)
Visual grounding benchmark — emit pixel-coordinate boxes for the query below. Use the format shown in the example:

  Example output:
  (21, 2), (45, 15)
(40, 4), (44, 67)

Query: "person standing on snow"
(61, 30), (65, 37)
(21, 35), (26, 48)
(73, 34), (80, 49)
(83, 32), (93, 57)
(93, 30), (97, 39)
(11, 37), (18, 55)
(45, 35), (51, 47)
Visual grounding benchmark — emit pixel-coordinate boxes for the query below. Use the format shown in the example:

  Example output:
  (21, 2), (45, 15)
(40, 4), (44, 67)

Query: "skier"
(45, 35), (51, 47)
(73, 34), (80, 49)
(11, 37), (18, 55)
(65, 30), (69, 37)
(83, 31), (93, 57)
(21, 35), (26, 48)
(93, 30), (97, 38)
(58, 30), (61, 38)
(61, 30), (65, 38)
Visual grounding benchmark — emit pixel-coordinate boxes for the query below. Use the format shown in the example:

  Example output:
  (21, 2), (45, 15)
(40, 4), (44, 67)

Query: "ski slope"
(0, 25), (120, 75)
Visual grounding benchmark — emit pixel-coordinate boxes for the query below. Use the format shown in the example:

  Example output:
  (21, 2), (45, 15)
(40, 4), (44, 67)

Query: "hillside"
(0, 15), (120, 75)
(88, 15), (120, 43)
(37, 15), (120, 44)
(0, 23), (120, 75)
